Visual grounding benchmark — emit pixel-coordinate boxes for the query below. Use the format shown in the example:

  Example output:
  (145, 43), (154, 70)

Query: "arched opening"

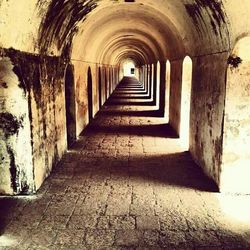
(65, 64), (76, 147)
(180, 56), (192, 150)
(123, 61), (136, 77)
(156, 61), (161, 108)
(147, 65), (151, 95)
(104, 67), (108, 102)
(98, 67), (102, 109)
(87, 67), (93, 123)
(165, 60), (171, 122)
(221, 37), (250, 194)
(151, 64), (155, 101)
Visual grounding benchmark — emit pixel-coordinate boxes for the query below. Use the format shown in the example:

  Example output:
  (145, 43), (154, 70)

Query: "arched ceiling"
(1, 0), (250, 65)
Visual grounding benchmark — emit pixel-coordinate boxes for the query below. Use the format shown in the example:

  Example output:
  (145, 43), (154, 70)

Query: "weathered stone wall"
(0, 49), (67, 193)
(169, 60), (182, 135)
(221, 39), (250, 193)
(73, 61), (118, 136)
(73, 61), (102, 136)
(0, 56), (34, 195)
(189, 53), (228, 187)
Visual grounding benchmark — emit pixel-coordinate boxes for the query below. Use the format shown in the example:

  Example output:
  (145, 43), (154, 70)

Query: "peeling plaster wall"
(221, 41), (250, 193)
(169, 60), (183, 135)
(0, 49), (67, 192)
(189, 53), (228, 187)
(0, 56), (34, 195)
(20, 54), (66, 190)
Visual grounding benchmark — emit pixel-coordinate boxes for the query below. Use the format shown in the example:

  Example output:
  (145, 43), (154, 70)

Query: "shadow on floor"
(62, 145), (219, 193)
(100, 109), (163, 117)
(105, 100), (155, 106)
(127, 152), (219, 192)
(0, 198), (19, 235)
(83, 122), (178, 138)
(111, 95), (151, 100)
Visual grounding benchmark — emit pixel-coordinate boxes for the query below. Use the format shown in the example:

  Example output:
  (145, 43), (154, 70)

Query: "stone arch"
(221, 36), (250, 194)
(64, 63), (76, 147)
(87, 66), (93, 122)
(180, 56), (193, 150)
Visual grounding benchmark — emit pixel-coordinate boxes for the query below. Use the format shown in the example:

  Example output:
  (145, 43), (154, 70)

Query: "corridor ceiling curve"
(1, 0), (250, 64)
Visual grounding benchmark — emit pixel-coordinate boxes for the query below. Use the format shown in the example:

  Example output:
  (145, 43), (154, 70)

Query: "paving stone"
(159, 230), (189, 248)
(67, 215), (97, 229)
(185, 230), (221, 247)
(96, 216), (110, 229)
(29, 228), (57, 247)
(54, 229), (85, 245)
(115, 230), (142, 247)
(136, 216), (160, 230)
(110, 216), (136, 230)
(85, 229), (115, 247)
(143, 230), (160, 246)
(38, 215), (70, 229)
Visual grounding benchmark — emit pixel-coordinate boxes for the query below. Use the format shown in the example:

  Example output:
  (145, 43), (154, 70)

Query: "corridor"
(1, 77), (250, 249)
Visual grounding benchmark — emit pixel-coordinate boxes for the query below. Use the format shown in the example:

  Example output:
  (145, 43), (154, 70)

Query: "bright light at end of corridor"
(123, 61), (135, 77)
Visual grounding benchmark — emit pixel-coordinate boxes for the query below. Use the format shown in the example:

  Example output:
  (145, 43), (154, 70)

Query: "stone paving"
(1, 77), (250, 249)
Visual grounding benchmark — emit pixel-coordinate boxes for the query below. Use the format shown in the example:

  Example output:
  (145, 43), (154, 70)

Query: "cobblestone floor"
(1, 77), (250, 249)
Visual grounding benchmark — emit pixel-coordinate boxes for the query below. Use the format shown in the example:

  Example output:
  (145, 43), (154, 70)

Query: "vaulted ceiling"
(0, 0), (249, 65)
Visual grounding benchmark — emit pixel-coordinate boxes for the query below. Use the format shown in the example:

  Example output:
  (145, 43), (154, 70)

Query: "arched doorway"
(64, 64), (76, 147)
(98, 66), (102, 109)
(87, 66), (93, 122)
(221, 37), (250, 194)
(165, 60), (171, 122)
(180, 56), (192, 150)
(156, 61), (161, 108)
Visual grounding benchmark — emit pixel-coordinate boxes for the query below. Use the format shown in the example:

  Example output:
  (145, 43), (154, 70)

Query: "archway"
(221, 37), (250, 194)
(123, 61), (136, 77)
(64, 64), (76, 147)
(104, 67), (108, 102)
(98, 67), (102, 109)
(151, 64), (155, 101)
(165, 60), (171, 121)
(87, 67), (93, 122)
(180, 56), (192, 150)
(156, 61), (161, 108)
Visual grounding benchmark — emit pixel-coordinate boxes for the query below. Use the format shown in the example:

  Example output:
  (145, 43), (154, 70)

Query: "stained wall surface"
(189, 53), (228, 187)
(221, 38), (250, 193)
